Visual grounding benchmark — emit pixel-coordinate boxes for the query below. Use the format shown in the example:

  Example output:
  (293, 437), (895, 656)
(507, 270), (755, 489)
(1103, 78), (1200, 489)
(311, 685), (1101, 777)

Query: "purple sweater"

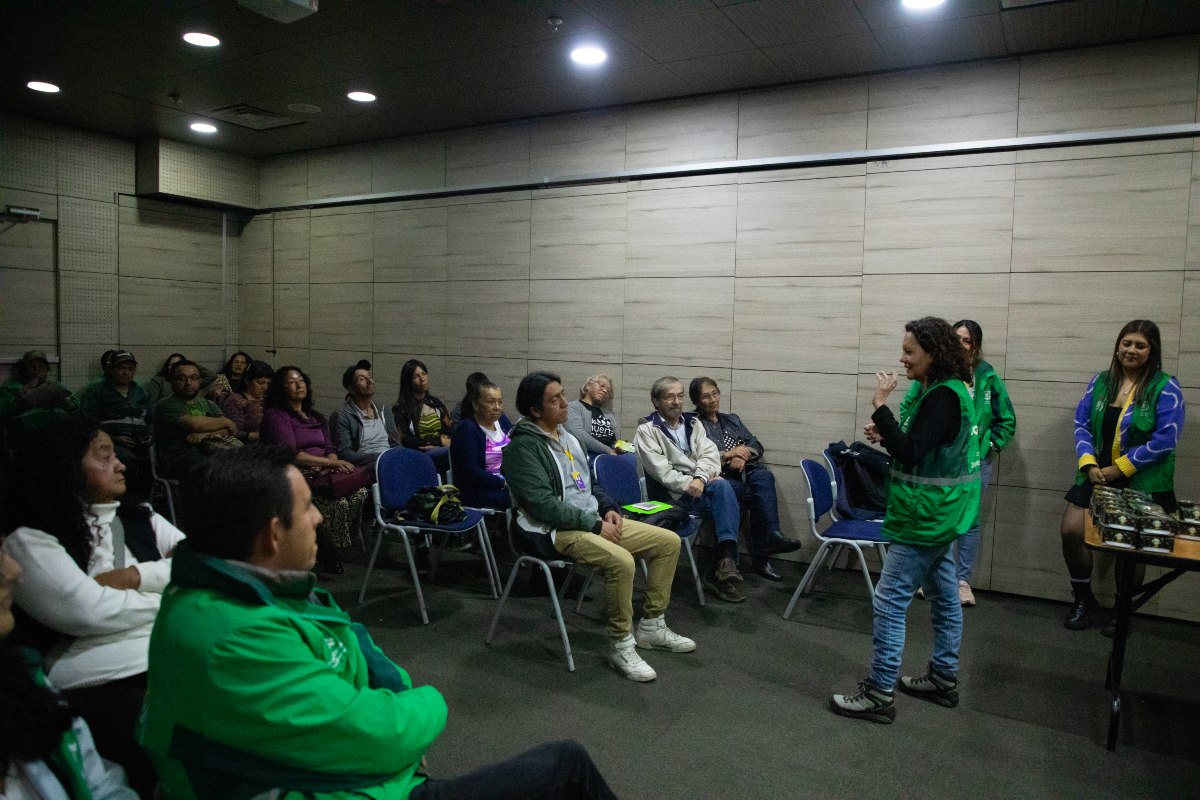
(261, 407), (333, 457)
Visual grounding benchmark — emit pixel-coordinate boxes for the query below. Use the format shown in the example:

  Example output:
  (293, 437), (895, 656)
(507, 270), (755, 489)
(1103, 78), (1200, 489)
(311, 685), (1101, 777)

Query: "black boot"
(1064, 584), (1100, 630)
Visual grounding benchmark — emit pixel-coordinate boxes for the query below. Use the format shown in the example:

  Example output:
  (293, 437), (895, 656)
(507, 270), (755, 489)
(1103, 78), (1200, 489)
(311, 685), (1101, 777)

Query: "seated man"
(154, 359), (238, 482)
(139, 446), (618, 800)
(689, 377), (801, 582)
(504, 371), (695, 682)
(329, 358), (399, 468)
(0, 349), (78, 448)
(633, 377), (758, 603)
(78, 349), (155, 501)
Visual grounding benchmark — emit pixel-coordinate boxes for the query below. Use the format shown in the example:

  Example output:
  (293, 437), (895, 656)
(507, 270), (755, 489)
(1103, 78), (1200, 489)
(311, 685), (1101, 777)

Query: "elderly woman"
(2, 418), (185, 797)
(567, 373), (630, 459)
(219, 359), (272, 443)
(833, 317), (980, 724)
(205, 351), (252, 405)
(449, 380), (513, 509)
(688, 377), (801, 581)
(393, 359), (453, 474)
(261, 366), (369, 575)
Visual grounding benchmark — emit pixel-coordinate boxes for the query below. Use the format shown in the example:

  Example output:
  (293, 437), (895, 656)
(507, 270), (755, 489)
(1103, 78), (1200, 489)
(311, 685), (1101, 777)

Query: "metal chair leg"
(682, 536), (705, 606)
(784, 540), (832, 619)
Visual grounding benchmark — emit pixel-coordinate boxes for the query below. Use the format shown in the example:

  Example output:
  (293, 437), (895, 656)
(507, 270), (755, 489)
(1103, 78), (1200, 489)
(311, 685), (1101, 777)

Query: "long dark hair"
(952, 319), (984, 370)
(2, 418), (101, 571)
(157, 352), (186, 379)
(265, 365), (322, 421)
(1103, 319), (1163, 406)
(905, 317), (971, 386)
(0, 636), (74, 776)
(220, 351), (253, 393)
(395, 359), (433, 425)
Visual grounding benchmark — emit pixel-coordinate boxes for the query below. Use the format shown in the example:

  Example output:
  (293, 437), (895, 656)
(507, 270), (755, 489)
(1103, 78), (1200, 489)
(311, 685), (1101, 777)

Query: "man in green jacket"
(140, 446), (618, 800)
(503, 371), (696, 683)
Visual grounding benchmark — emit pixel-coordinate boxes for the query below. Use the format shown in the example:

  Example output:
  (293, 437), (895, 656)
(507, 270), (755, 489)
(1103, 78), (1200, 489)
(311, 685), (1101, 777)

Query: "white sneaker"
(609, 637), (657, 682)
(959, 581), (977, 606)
(635, 616), (697, 653)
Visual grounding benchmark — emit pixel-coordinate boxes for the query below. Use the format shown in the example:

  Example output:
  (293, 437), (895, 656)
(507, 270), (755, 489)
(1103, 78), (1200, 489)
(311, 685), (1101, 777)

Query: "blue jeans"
(868, 542), (962, 691)
(676, 479), (742, 555)
(954, 456), (993, 582)
(726, 465), (782, 562)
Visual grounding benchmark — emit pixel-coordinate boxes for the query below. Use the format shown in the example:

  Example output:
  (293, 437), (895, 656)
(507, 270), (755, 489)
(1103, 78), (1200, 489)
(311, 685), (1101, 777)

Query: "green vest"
(883, 379), (981, 547)
(1076, 370), (1175, 492)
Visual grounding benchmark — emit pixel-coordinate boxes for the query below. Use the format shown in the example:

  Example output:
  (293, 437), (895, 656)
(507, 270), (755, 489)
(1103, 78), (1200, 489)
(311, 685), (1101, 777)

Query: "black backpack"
(826, 441), (890, 520)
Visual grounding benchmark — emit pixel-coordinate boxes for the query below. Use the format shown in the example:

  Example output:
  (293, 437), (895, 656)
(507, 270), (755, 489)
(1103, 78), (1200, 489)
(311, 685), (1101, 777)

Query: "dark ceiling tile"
(281, 29), (414, 76)
(570, 62), (691, 107)
(874, 13), (1007, 68)
(615, 7), (758, 62)
(1001, 0), (1142, 53)
(569, 0), (713, 28)
(720, 0), (871, 48)
(854, 0), (998, 31)
(764, 32), (888, 81)
(664, 47), (789, 93)
(448, 0), (608, 46)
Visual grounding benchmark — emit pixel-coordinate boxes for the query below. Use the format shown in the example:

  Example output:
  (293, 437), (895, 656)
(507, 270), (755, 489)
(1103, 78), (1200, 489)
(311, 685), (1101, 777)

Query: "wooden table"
(1084, 513), (1200, 750)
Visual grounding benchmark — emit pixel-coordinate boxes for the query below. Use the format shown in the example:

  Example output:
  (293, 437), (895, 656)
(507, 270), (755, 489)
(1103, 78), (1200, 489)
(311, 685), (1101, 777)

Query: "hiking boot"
(609, 637), (656, 682)
(706, 573), (746, 603)
(635, 616), (696, 653)
(1064, 591), (1102, 630)
(714, 556), (743, 583)
(830, 681), (896, 724)
(899, 667), (959, 708)
(958, 581), (976, 606)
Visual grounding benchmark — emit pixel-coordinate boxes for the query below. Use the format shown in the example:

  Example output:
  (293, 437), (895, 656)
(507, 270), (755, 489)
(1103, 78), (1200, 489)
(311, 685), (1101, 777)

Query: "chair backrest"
(799, 459), (835, 534)
(593, 453), (642, 506)
(822, 448), (846, 521)
(375, 448), (439, 511)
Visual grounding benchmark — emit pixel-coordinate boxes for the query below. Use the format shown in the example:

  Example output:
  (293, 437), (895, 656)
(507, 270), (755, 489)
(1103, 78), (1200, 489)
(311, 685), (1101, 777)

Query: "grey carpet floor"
(326, 546), (1200, 800)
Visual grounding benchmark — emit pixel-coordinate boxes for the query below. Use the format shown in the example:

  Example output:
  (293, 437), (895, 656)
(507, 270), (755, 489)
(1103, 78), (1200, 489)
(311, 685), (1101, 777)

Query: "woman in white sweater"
(3, 419), (184, 798)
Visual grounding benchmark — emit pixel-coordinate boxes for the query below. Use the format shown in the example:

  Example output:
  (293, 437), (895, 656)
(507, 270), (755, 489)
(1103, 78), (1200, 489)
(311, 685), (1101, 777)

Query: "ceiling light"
(26, 81), (60, 93)
(902, 0), (947, 9)
(190, 122), (217, 134)
(183, 32), (220, 47)
(347, 91), (376, 102)
(570, 45), (607, 66)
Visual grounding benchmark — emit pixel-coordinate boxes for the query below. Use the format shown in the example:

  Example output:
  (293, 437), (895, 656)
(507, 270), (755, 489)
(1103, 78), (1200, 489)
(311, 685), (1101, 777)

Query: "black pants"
(63, 673), (157, 799)
(409, 740), (618, 800)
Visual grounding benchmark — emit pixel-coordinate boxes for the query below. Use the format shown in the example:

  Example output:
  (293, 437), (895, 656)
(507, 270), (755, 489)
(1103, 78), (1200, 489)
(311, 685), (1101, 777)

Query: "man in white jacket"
(634, 377), (746, 603)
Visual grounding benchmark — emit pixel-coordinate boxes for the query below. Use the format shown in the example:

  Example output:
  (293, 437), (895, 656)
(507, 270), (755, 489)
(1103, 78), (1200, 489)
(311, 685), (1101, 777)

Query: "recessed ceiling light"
(26, 81), (60, 93)
(901, 0), (946, 9)
(190, 122), (217, 134)
(570, 45), (607, 66)
(347, 91), (376, 102)
(183, 32), (220, 47)
(287, 102), (321, 114)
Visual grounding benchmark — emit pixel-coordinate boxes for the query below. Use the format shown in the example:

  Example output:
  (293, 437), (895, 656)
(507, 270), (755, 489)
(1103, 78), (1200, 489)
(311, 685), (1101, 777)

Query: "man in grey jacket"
(330, 359), (399, 468)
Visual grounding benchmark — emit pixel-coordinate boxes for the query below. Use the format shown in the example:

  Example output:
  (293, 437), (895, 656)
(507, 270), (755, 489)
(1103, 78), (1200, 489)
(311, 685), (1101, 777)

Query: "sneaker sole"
(829, 698), (895, 724)
(608, 659), (656, 682)
(898, 682), (959, 708)
(635, 639), (697, 653)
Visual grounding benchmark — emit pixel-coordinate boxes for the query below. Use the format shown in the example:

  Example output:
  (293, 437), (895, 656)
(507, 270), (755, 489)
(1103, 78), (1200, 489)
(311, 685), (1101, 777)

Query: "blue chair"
(593, 453), (705, 607)
(485, 510), (579, 672)
(360, 448), (499, 624)
(783, 459), (889, 619)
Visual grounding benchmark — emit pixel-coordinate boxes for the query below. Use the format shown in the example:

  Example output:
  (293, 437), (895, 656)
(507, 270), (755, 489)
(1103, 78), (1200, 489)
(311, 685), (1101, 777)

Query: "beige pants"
(553, 519), (681, 640)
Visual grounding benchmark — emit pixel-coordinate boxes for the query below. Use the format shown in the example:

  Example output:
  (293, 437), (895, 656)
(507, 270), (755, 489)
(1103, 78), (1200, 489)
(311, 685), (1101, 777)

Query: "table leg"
(1106, 555), (1136, 750)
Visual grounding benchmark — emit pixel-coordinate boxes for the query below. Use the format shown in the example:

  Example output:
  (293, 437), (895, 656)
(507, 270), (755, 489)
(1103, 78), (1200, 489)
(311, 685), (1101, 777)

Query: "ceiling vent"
(205, 104), (304, 130)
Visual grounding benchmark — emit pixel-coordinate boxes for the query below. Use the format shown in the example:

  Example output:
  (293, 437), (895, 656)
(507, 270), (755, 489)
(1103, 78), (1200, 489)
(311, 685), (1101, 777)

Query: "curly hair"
(905, 316), (971, 385)
(264, 366), (321, 422)
(1, 418), (101, 570)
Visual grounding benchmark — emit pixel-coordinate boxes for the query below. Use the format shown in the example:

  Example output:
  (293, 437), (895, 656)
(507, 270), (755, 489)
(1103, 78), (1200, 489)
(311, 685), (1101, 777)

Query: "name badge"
(571, 470), (587, 490)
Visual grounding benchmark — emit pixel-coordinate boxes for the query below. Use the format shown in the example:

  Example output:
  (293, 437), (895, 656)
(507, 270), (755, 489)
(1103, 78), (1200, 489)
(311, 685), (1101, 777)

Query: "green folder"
(622, 500), (673, 514)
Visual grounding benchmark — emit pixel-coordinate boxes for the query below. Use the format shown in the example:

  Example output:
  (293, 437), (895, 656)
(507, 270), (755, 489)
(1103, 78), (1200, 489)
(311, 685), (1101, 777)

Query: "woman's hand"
(728, 455), (747, 472)
(872, 370), (899, 410)
(863, 422), (883, 445)
(1086, 465), (1122, 485)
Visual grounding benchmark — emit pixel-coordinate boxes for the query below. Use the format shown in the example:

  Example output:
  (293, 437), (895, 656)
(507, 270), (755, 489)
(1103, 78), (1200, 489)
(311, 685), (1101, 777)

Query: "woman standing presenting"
(1060, 320), (1184, 630)
(832, 317), (980, 724)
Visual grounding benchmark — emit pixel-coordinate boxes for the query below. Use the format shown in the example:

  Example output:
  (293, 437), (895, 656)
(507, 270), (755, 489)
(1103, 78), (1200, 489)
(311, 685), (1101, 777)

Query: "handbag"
(402, 484), (468, 525)
(305, 464), (373, 499)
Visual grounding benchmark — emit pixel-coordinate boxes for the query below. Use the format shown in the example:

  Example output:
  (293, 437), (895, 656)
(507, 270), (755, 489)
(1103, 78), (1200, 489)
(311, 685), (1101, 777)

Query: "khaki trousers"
(553, 519), (681, 640)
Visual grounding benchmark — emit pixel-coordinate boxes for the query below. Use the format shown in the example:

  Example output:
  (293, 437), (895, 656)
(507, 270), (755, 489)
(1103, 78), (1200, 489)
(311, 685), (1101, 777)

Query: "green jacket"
(972, 360), (1016, 454)
(884, 379), (981, 547)
(502, 419), (617, 535)
(139, 545), (447, 800)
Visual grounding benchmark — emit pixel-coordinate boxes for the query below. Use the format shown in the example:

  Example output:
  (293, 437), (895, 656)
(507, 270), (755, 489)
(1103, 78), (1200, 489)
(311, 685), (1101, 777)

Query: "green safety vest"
(1076, 370), (1175, 493)
(884, 379), (981, 547)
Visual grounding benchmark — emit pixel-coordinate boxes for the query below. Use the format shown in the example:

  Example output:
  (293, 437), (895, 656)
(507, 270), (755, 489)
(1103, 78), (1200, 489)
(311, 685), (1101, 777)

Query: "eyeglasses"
(699, 389), (720, 402)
